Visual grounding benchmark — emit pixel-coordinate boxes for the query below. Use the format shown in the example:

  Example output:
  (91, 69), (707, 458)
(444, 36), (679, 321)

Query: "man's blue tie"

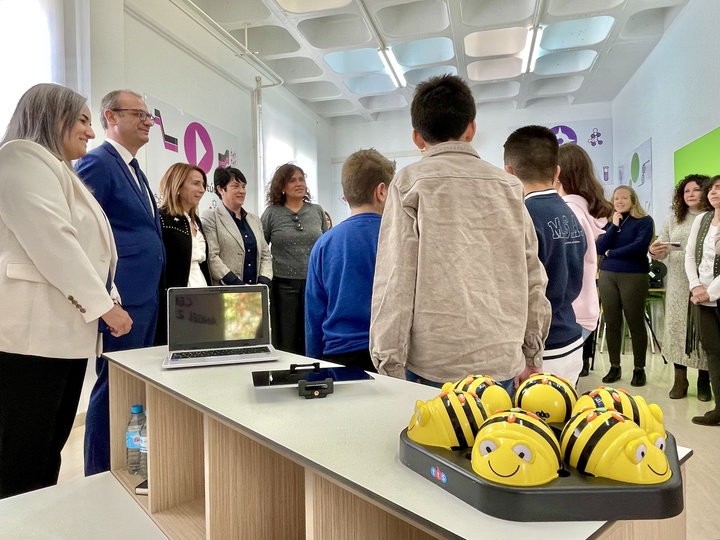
(129, 158), (153, 214)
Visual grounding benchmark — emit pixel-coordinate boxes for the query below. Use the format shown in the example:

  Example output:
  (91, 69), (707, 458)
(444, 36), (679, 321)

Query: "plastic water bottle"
(138, 420), (148, 479)
(126, 404), (144, 475)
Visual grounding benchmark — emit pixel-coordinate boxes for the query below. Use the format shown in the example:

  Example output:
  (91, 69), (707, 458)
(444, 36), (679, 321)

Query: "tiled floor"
(58, 349), (720, 539)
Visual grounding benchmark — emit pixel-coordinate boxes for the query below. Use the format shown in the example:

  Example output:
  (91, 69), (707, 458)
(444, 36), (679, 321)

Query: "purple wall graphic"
(184, 122), (214, 173)
(550, 125), (578, 145)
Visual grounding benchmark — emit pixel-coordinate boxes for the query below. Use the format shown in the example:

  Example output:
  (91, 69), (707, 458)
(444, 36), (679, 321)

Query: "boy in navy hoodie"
(504, 126), (586, 383)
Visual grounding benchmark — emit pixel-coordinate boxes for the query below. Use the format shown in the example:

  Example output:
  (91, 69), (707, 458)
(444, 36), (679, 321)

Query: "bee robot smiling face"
(407, 390), (490, 450)
(560, 408), (671, 484)
(470, 408), (563, 487)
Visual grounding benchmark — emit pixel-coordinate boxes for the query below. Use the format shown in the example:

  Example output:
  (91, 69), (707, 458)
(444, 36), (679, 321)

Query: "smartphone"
(668, 241), (682, 251)
(252, 366), (374, 388)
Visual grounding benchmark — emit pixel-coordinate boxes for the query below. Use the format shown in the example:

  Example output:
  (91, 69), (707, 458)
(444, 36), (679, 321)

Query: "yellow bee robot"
(560, 408), (671, 484)
(441, 374), (512, 414)
(572, 386), (666, 438)
(407, 390), (490, 450)
(471, 408), (563, 487)
(514, 373), (579, 423)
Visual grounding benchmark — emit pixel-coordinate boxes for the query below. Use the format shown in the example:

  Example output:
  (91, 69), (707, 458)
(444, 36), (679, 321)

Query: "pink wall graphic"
(143, 94), (240, 215)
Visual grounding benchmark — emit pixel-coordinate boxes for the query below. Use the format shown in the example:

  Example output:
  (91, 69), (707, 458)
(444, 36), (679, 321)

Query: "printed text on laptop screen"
(172, 291), (265, 345)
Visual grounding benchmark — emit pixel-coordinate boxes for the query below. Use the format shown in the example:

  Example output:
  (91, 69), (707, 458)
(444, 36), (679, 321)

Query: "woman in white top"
(155, 163), (211, 345)
(684, 175), (720, 425)
(0, 83), (132, 497)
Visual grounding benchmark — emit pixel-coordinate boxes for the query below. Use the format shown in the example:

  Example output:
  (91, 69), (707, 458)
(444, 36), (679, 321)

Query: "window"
(0, 0), (59, 132)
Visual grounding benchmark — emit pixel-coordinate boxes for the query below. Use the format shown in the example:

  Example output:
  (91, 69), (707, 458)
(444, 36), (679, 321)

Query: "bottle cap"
(131, 404), (144, 414)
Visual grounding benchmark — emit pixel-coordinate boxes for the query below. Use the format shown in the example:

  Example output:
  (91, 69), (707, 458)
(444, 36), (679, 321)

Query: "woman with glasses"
(0, 83), (132, 497)
(154, 163), (212, 345)
(201, 167), (272, 288)
(261, 163), (328, 354)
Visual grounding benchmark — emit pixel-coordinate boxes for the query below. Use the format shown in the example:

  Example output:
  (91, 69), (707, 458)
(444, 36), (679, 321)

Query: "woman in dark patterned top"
(261, 163), (327, 355)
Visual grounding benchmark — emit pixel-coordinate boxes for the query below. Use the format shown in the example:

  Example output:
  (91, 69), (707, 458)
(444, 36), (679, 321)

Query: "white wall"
(612, 0), (720, 229)
(84, 0), (332, 216)
(328, 101), (612, 222)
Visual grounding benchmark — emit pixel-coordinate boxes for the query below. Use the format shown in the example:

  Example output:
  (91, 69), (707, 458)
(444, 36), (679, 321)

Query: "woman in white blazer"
(0, 84), (132, 498)
(201, 166), (272, 287)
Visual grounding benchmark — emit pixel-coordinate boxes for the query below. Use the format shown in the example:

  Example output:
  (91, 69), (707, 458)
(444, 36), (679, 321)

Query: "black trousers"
(693, 305), (720, 408)
(0, 351), (87, 498)
(271, 277), (307, 355)
(598, 270), (649, 368)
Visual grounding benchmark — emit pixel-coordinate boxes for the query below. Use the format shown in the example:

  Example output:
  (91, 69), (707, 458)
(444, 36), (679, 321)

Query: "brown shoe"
(691, 409), (720, 426)
(669, 367), (688, 399)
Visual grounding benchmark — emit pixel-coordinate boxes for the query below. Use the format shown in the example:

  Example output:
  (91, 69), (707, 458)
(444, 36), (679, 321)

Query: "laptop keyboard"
(172, 346), (271, 359)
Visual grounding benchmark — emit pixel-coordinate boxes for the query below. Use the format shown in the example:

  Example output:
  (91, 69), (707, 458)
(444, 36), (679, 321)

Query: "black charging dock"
(399, 428), (685, 522)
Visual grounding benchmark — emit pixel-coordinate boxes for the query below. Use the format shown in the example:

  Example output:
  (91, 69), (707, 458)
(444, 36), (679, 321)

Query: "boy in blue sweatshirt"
(304, 149), (395, 371)
(504, 126), (587, 383)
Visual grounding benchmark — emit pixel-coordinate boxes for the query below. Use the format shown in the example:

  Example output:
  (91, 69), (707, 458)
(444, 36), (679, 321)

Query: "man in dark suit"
(76, 90), (165, 475)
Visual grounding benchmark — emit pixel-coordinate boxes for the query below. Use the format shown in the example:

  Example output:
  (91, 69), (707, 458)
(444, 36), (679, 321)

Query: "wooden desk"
(0, 472), (166, 540)
(105, 347), (689, 540)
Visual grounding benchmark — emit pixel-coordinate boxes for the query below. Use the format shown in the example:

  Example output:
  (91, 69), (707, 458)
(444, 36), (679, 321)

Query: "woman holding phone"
(649, 174), (711, 400)
(596, 185), (654, 386)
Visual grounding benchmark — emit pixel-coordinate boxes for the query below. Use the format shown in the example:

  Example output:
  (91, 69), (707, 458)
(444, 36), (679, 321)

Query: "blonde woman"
(155, 163), (212, 345)
(596, 186), (654, 386)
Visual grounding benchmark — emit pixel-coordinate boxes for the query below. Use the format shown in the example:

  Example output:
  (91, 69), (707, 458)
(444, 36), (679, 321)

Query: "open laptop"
(162, 285), (279, 369)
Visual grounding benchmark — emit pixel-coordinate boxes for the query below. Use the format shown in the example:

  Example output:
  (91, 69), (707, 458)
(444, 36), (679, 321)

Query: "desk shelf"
(109, 363), (206, 539)
(106, 349), (688, 540)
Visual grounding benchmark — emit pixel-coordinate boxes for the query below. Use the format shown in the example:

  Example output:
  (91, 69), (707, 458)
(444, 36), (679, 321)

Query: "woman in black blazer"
(155, 163), (212, 345)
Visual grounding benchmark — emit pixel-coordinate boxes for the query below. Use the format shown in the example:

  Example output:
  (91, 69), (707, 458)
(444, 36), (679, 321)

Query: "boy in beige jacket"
(369, 75), (551, 394)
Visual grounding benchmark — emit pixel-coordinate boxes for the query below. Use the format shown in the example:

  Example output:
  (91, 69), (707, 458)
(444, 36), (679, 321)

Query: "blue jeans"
(405, 369), (516, 398)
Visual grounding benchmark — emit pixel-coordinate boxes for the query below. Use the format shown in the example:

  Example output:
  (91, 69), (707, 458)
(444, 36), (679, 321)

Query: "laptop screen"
(167, 286), (271, 351)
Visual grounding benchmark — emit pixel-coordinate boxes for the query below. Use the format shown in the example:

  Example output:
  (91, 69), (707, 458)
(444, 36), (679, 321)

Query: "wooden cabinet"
(106, 348), (687, 540)
(109, 363), (309, 539)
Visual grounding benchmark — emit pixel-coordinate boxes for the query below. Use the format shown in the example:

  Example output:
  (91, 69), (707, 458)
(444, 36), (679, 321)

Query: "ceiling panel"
(189, 0), (690, 121)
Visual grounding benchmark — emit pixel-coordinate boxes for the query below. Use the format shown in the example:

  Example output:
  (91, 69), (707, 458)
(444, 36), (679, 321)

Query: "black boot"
(580, 358), (590, 377)
(669, 366), (689, 399)
(698, 370), (712, 402)
(602, 365), (621, 384)
(631, 367), (646, 387)
(691, 408), (720, 426)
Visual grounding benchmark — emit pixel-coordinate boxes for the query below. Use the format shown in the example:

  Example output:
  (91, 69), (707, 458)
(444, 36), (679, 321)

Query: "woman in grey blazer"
(0, 84), (132, 498)
(201, 167), (272, 287)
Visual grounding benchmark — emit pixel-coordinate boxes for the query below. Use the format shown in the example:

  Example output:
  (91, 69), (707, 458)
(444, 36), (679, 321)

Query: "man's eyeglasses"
(111, 108), (156, 125)
(291, 214), (303, 231)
